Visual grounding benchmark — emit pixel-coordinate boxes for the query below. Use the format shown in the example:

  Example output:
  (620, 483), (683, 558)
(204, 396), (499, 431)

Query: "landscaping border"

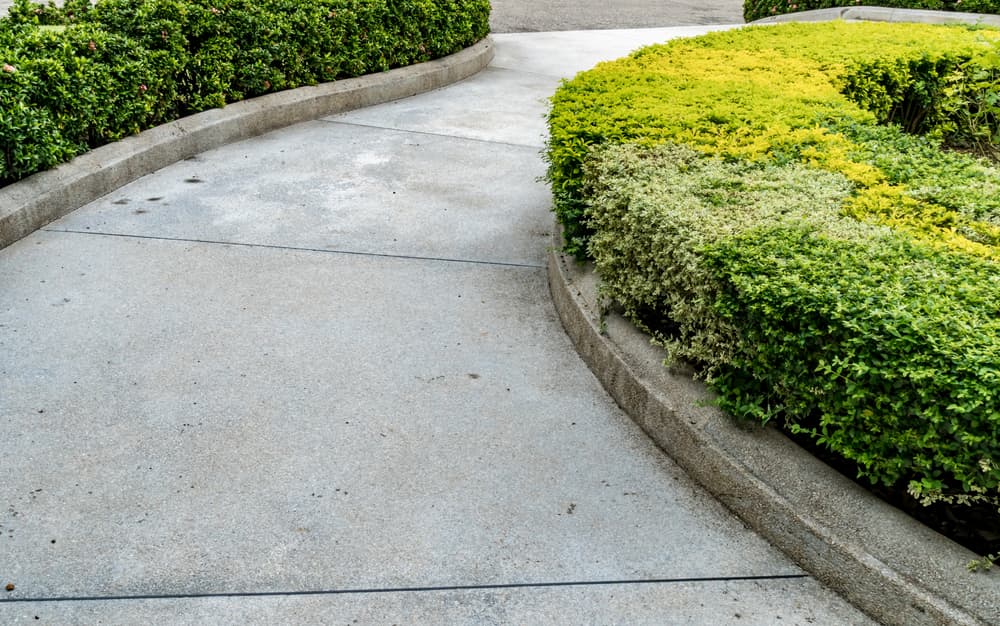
(547, 237), (999, 626)
(0, 36), (494, 250)
(548, 10), (1000, 624)
(751, 5), (1000, 25)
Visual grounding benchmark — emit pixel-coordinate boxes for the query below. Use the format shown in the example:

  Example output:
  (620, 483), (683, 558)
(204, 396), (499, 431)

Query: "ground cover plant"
(745, 0), (1000, 22)
(546, 21), (1000, 557)
(0, 0), (490, 185)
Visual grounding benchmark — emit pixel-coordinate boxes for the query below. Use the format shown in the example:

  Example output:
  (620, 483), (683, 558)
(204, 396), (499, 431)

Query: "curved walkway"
(0, 28), (878, 624)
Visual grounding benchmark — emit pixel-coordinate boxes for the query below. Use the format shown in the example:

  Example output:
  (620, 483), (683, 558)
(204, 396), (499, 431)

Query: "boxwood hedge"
(546, 22), (1000, 509)
(0, 0), (490, 185)
(745, 1), (1000, 23)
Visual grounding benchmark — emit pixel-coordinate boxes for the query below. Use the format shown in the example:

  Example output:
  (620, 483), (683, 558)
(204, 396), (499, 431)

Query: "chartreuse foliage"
(744, 0), (1000, 23)
(0, 0), (490, 185)
(546, 22), (1000, 508)
(547, 22), (1000, 257)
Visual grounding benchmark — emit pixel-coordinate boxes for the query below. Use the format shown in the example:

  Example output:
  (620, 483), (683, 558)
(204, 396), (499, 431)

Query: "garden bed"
(745, 0), (1000, 22)
(546, 21), (1000, 564)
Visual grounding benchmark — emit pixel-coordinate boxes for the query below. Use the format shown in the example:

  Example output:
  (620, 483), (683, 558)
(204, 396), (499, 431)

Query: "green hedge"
(0, 0), (490, 185)
(546, 22), (1000, 508)
(745, 1), (1000, 22)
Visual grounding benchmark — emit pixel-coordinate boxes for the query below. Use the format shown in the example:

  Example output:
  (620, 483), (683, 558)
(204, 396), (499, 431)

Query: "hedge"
(745, 1), (1000, 22)
(0, 0), (491, 185)
(545, 22), (1000, 508)
(548, 22), (1000, 259)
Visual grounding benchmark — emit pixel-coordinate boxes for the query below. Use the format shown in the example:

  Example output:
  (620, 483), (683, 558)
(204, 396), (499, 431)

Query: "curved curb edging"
(0, 37), (494, 251)
(750, 5), (1000, 26)
(547, 239), (998, 626)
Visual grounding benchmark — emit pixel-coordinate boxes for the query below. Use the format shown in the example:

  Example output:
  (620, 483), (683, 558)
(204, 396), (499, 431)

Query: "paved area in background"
(1, 25), (874, 626)
(489, 0), (744, 31)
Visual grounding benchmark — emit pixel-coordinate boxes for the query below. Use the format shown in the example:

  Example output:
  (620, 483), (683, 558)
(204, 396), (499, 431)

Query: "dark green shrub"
(0, 60), (76, 181)
(80, 0), (490, 111)
(0, 0), (491, 185)
(0, 22), (170, 179)
(706, 223), (1000, 505)
(4, 0), (95, 25)
(962, 0), (1000, 11)
(743, 0), (1000, 23)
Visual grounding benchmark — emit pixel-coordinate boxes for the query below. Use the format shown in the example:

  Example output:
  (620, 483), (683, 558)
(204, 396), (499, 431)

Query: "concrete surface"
(0, 26), (878, 625)
(0, 579), (863, 625)
(488, 0), (744, 32)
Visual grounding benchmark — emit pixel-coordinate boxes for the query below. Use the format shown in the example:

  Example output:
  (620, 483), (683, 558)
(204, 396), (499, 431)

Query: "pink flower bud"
(88, 40), (96, 51)
(139, 84), (148, 92)
(2, 63), (16, 73)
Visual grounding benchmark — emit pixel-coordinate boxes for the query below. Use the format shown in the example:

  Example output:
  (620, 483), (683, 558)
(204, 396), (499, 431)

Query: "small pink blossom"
(2, 63), (16, 73)
(88, 40), (97, 51)
(209, 6), (220, 14)
(138, 84), (148, 92)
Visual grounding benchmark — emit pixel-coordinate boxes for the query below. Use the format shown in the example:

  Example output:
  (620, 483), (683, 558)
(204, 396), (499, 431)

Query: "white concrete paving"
(49, 122), (553, 266)
(0, 579), (869, 625)
(1, 27), (876, 624)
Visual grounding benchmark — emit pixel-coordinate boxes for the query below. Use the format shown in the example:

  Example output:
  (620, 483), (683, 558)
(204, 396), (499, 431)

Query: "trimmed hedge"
(745, 1), (1000, 23)
(546, 22), (1000, 508)
(0, 0), (490, 185)
(548, 22), (1000, 259)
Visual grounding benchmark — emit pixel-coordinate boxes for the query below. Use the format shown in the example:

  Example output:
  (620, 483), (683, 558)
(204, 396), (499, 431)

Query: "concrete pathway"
(488, 0), (745, 31)
(1, 28), (875, 624)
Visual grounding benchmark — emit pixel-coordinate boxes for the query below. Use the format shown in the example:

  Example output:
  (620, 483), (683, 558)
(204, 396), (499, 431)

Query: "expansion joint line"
(0, 574), (809, 604)
(44, 228), (544, 269)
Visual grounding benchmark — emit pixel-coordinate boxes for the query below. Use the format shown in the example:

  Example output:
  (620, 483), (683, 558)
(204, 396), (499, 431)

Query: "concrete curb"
(547, 239), (999, 626)
(751, 5), (1000, 26)
(0, 37), (494, 251)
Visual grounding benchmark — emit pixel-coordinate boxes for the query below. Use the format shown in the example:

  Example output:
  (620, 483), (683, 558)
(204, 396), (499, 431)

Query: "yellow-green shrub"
(547, 21), (1000, 257)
